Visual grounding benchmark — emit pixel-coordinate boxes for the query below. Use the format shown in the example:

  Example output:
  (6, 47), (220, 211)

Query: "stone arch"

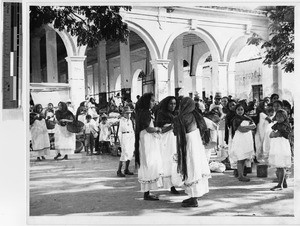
(115, 74), (121, 92)
(223, 34), (264, 62)
(131, 69), (143, 101)
(162, 27), (221, 62)
(125, 20), (160, 60)
(224, 34), (265, 98)
(44, 24), (78, 57)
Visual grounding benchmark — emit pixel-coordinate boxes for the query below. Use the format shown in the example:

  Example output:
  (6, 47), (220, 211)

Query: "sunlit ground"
(29, 150), (294, 216)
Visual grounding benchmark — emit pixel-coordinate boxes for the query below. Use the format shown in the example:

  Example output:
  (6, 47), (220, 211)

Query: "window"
(252, 84), (263, 101)
(2, 2), (22, 109)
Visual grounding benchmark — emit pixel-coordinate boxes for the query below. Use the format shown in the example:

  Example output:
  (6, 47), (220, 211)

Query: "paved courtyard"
(29, 149), (294, 220)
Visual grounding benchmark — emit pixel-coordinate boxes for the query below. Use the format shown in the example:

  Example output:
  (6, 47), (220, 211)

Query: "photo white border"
(0, 0), (299, 225)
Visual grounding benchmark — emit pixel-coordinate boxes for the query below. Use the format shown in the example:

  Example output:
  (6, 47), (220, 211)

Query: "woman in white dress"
(224, 100), (237, 171)
(173, 97), (211, 207)
(30, 104), (50, 161)
(135, 93), (163, 201)
(54, 102), (76, 160)
(255, 101), (272, 161)
(156, 96), (182, 194)
(117, 106), (135, 177)
(268, 109), (292, 191)
(230, 103), (256, 182)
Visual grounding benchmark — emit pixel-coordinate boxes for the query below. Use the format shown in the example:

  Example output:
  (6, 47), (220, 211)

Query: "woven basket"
(67, 120), (84, 133)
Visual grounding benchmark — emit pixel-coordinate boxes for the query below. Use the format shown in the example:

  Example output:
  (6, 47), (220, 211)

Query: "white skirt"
(138, 130), (163, 192)
(269, 137), (291, 168)
(119, 133), (135, 161)
(263, 122), (275, 157)
(54, 125), (76, 155)
(160, 130), (183, 189)
(183, 129), (211, 198)
(230, 121), (254, 162)
(30, 119), (50, 158)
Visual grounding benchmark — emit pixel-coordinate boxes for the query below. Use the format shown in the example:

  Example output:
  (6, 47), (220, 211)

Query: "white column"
(93, 63), (99, 97)
(173, 37), (184, 91)
(97, 41), (108, 93)
(210, 61), (218, 95)
(31, 37), (42, 82)
(151, 59), (170, 101)
(65, 56), (86, 109)
(218, 62), (229, 96)
(192, 64), (203, 96)
(227, 61), (236, 97)
(272, 64), (283, 96)
(120, 39), (132, 89)
(46, 28), (58, 83)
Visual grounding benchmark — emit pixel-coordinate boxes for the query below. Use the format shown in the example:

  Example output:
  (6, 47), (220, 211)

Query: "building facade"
(27, 6), (295, 109)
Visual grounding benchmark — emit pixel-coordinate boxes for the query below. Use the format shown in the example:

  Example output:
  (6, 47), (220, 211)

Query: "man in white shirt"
(209, 92), (223, 113)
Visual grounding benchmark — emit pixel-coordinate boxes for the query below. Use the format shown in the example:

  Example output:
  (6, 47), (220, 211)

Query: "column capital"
(218, 62), (229, 67)
(65, 56), (86, 62)
(150, 59), (171, 66)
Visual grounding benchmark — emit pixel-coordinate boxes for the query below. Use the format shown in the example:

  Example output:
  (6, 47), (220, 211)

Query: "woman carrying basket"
(54, 102), (76, 160)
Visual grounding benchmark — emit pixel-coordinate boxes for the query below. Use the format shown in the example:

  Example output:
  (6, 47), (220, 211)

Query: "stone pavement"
(29, 150), (294, 218)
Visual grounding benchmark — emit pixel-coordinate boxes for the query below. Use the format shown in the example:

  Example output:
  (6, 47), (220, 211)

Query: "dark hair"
(235, 103), (245, 113)
(270, 93), (279, 101)
(135, 93), (154, 111)
(273, 100), (283, 107)
(86, 114), (92, 120)
(159, 96), (176, 112)
(222, 96), (229, 100)
(282, 100), (291, 110)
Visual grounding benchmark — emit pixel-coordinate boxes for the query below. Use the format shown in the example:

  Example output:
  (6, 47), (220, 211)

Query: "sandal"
(238, 177), (250, 182)
(124, 170), (134, 175)
(181, 198), (198, 207)
(54, 153), (61, 160)
(144, 194), (159, 201)
(270, 186), (283, 191)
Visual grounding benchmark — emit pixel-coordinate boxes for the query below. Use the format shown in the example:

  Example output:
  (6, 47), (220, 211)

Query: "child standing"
(116, 106), (135, 177)
(83, 115), (99, 155)
(269, 109), (292, 191)
(99, 114), (111, 154)
(230, 103), (256, 182)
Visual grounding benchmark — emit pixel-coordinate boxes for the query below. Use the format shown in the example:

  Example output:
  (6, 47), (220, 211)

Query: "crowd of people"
(30, 91), (294, 207)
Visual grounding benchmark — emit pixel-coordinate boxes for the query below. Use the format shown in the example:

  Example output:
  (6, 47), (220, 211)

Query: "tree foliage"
(247, 6), (294, 73)
(30, 6), (132, 47)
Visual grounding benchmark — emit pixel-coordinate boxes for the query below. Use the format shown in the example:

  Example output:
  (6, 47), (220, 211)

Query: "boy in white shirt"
(116, 106), (135, 177)
(83, 115), (99, 155)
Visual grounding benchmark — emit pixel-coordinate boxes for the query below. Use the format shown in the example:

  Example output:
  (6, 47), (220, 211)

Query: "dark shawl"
(155, 96), (177, 128)
(224, 109), (236, 144)
(134, 93), (154, 168)
(272, 121), (291, 139)
(55, 102), (75, 126)
(272, 110), (291, 139)
(232, 114), (254, 138)
(134, 109), (152, 168)
(173, 97), (209, 181)
(30, 104), (44, 125)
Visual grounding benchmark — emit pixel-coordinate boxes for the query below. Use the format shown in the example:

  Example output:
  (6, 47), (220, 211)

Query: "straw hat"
(214, 92), (222, 99)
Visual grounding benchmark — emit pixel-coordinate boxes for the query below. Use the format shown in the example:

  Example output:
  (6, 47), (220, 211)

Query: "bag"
(91, 129), (98, 139)
(67, 120), (84, 133)
(46, 120), (56, 130)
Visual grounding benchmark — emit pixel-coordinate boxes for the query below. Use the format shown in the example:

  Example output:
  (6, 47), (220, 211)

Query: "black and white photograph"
(0, 1), (299, 225)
